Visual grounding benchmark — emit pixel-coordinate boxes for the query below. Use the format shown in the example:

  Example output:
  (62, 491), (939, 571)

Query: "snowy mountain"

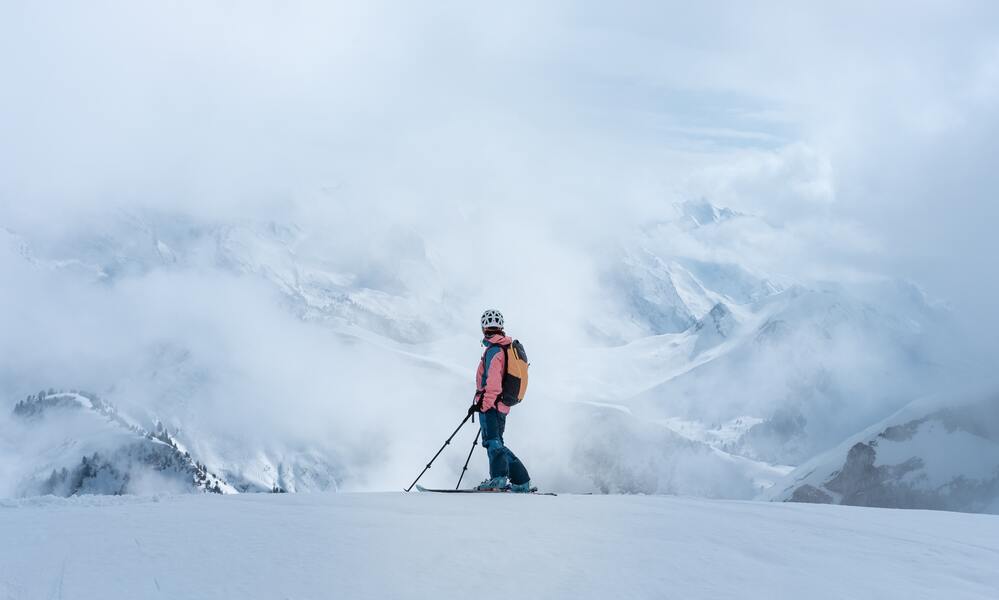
(769, 393), (999, 513)
(557, 202), (955, 485)
(594, 200), (782, 342)
(610, 280), (951, 464)
(8, 391), (235, 496)
(0, 199), (986, 512)
(572, 405), (791, 497)
(5, 216), (455, 343)
(4, 388), (354, 498)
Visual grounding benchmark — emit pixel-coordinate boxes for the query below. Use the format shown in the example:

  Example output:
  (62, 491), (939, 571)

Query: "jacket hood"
(483, 333), (513, 346)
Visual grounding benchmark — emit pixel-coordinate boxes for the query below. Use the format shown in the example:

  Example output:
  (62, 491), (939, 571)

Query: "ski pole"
(455, 428), (481, 490)
(405, 413), (472, 492)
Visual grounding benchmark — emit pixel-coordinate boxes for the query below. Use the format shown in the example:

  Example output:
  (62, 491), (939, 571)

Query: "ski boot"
(475, 476), (509, 491)
(509, 480), (533, 493)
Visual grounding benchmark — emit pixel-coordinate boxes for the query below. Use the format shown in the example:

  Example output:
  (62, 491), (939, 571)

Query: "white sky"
(1, 1), (997, 339)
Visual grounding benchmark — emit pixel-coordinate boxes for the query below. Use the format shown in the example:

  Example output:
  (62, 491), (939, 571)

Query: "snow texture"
(1, 492), (997, 600)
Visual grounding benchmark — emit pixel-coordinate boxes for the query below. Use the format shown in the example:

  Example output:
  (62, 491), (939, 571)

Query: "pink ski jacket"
(475, 333), (512, 414)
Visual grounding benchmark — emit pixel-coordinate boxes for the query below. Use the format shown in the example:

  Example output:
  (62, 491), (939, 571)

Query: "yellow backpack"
(494, 340), (529, 406)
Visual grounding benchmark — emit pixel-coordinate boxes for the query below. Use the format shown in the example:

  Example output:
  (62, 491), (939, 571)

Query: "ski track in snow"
(1, 492), (997, 600)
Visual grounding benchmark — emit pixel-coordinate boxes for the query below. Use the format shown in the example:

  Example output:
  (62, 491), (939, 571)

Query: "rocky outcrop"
(776, 398), (999, 514)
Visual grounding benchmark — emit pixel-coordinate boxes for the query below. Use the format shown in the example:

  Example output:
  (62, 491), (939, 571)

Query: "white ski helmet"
(481, 309), (504, 330)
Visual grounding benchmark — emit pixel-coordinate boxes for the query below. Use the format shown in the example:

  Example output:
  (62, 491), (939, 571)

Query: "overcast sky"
(2, 1), (998, 341)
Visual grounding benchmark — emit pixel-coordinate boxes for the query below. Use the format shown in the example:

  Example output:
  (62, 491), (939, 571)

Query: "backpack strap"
(481, 342), (506, 389)
(487, 342), (512, 378)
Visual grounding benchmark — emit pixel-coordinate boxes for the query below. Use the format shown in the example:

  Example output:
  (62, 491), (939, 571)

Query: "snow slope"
(6, 391), (236, 497)
(619, 282), (950, 465)
(1, 493), (997, 600)
(769, 394), (999, 513)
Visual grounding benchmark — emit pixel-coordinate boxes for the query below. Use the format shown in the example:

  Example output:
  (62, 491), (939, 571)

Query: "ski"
(415, 484), (556, 496)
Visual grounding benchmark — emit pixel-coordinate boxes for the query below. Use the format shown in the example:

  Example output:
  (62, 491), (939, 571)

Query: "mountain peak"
(692, 301), (737, 355)
(674, 199), (741, 228)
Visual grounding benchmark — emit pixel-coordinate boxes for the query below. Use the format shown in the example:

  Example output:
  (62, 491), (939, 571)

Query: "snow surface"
(2, 492), (998, 600)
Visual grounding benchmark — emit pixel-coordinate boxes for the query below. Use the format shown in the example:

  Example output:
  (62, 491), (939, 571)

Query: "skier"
(469, 309), (533, 492)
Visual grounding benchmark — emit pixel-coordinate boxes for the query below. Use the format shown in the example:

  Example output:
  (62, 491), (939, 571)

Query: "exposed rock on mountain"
(772, 396), (999, 513)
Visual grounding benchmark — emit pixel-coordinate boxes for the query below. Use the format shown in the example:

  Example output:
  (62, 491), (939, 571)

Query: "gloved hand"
(467, 402), (480, 416)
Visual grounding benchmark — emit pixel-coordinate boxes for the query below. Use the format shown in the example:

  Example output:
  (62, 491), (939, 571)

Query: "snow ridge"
(12, 391), (235, 496)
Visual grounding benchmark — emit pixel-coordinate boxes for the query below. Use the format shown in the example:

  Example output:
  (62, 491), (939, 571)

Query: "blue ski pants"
(479, 408), (530, 485)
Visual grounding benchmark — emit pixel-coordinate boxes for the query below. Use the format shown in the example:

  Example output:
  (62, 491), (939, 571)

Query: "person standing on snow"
(468, 309), (532, 492)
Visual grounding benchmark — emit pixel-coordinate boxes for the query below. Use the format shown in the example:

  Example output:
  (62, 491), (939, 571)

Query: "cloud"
(1, 1), (997, 493)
